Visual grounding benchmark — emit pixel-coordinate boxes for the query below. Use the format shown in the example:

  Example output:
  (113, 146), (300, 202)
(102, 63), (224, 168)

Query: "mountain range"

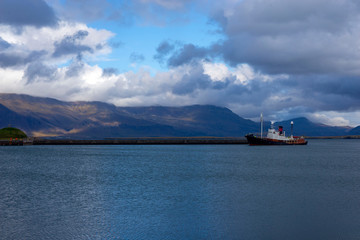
(0, 93), (357, 139)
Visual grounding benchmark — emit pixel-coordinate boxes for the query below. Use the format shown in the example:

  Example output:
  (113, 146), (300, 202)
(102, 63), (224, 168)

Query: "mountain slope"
(349, 126), (360, 135)
(0, 93), (355, 138)
(119, 105), (259, 137)
(0, 93), (258, 138)
(274, 117), (351, 136)
(0, 94), (194, 138)
(0, 103), (51, 133)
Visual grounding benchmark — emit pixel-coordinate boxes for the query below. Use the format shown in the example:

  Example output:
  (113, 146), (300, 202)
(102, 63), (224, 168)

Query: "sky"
(1, 0), (360, 127)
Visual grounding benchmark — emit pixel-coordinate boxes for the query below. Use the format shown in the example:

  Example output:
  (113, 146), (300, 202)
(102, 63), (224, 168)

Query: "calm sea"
(1, 140), (360, 240)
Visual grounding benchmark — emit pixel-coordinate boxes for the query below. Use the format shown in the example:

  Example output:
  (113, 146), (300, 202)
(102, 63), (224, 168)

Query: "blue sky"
(1, 0), (360, 127)
(88, 10), (222, 72)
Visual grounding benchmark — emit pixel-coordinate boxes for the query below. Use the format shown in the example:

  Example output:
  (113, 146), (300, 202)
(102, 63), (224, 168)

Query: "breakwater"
(306, 135), (360, 139)
(32, 137), (248, 145)
(0, 139), (24, 146)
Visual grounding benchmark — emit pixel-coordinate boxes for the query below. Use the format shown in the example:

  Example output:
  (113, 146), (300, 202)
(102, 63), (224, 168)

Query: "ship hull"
(245, 134), (307, 146)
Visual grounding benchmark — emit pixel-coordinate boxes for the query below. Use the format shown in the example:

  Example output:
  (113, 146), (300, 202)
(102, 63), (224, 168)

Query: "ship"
(245, 114), (307, 145)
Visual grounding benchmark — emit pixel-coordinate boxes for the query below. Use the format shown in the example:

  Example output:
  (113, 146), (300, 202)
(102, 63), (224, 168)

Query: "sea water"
(1, 139), (360, 239)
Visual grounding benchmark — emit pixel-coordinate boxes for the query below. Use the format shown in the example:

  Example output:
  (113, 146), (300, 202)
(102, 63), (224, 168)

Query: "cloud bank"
(0, 0), (57, 28)
(1, 0), (360, 127)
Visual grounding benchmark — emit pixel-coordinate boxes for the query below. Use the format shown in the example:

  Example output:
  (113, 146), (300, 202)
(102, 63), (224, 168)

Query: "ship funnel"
(291, 121), (294, 138)
(279, 126), (283, 135)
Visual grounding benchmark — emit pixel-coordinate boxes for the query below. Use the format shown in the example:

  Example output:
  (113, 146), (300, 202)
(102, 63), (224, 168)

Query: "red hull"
(245, 134), (307, 145)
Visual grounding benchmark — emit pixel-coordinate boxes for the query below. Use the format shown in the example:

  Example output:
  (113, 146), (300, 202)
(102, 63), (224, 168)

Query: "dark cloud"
(129, 52), (145, 63)
(102, 67), (118, 76)
(0, 37), (11, 50)
(95, 44), (104, 50)
(211, 0), (360, 75)
(224, 73), (360, 118)
(220, 0), (359, 36)
(66, 58), (85, 78)
(54, 0), (188, 26)
(283, 75), (360, 112)
(154, 41), (222, 67)
(212, 78), (231, 90)
(220, 33), (360, 75)
(0, 0), (57, 27)
(0, 50), (47, 68)
(107, 8), (134, 25)
(172, 63), (231, 95)
(297, 75), (358, 98)
(173, 74), (210, 95)
(110, 0), (193, 26)
(154, 41), (175, 63)
(157, 41), (175, 54)
(0, 54), (24, 68)
(54, 0), (109, 22)
(27, 50), (48, 62)
(167, 58), (360, 118)
(70, 30), (89, 40)
(53, 30), (93, 58)
(146, 0), (360, 120)
(168, 44), (209, 67)
(109, 41), (123, 49)
(24, 62), (57, 84)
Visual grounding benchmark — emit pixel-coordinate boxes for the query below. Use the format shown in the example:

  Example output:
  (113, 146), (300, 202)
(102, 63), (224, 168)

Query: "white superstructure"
(266, 127), (293, 140)
(264, 120), (293, 140)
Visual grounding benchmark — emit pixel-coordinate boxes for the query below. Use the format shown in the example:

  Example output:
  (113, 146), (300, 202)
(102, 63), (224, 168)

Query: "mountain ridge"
(0, 93), (356, 139)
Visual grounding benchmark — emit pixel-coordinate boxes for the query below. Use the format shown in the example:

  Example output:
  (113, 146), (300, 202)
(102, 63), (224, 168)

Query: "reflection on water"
(1, 140), (360, 239)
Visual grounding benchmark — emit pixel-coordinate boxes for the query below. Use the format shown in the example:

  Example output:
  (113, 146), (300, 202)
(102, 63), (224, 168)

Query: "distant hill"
(0, 93), (258, 138)
(0, 93), (355, 138)
(349, 126), (360, 135)
(274, 117), (352, 137)
(119, 105), (259, 137)
(0, 127), (27, 139)
(0, 103), (47, 133)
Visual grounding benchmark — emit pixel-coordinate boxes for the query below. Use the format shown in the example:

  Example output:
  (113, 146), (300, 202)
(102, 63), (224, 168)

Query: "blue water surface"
(1, 139), (360, 239)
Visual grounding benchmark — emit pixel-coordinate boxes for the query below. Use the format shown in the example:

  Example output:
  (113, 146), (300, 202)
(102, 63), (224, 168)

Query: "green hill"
(0, 127), (27, 139)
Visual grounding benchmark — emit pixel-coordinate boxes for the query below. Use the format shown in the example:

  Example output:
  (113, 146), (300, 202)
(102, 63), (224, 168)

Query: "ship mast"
(260, 113), (263, 139)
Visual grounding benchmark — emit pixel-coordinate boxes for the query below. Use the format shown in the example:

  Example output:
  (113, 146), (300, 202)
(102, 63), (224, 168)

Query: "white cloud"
(307, 112), (360, 127)
(139, 0), (189, 10)
(0, 68), (24, 92)
(203, 61), (288, 85)
(2, 0), (360, 128)
(0, 21), (114, 65)
(308, 113), (350, 127)
(203, 62), (230, 82)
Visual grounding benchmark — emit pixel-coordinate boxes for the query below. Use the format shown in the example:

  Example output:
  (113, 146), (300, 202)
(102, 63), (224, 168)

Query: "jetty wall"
(32, 137), (248, 145)
(0, 140), (24, 146)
